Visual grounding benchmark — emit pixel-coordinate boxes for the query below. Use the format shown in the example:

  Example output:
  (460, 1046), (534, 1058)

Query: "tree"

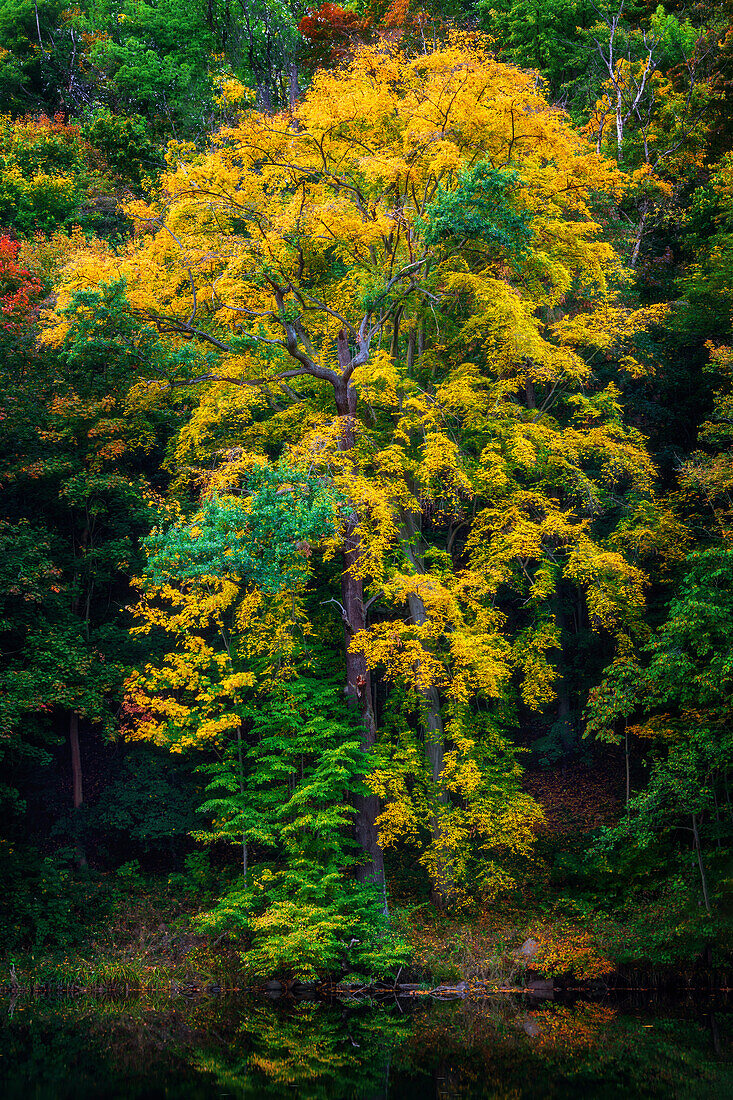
(125, 480), (406, 975)
(47, 36), (670, 906)
(0, 259), (180, 865)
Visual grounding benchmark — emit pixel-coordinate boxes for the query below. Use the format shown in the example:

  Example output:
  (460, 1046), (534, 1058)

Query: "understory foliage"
(0, 6), (731, 975)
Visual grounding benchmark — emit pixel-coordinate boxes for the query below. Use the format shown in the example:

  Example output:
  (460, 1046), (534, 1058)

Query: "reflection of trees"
(192, 1001), (405, 1098)
(0, 995), (729, 1099)
(0, 997), (220, 1099)
(394, 998), (731, 1098)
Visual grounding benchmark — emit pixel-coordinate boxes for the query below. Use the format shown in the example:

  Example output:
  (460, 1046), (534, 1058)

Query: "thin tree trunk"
(335, 380), (385, 893)
(400, 511), (450, 906)
(616, 88), (624, 162)
(406, 330), (415, 375)
(258, 81), (272, 113)
(69, 712), (87, 869)
(342, 515), (385, 890)
(70, 712), (83, 808)
(236, 724), (248, 882)
(525, 378), (536, 410)
(288, 62), (299, 112)
(625, 725), (630, 806)
(691, 813), (711, 915)
(631, 200), (648, 268)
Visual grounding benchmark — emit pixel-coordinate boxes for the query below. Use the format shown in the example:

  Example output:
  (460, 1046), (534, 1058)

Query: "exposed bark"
(524, 378), (536, 410)
(69, 712), (88, 870)
(70, 711), (83, 809)
(335, 380), (385, 891)
(288, 62), (299, 113)
(149, 235), (430, 884)
(399, 510), (450, 906)
(624, 725), (631, 806)
(631, 199), (649, 268)
(406, 330), (415, 375)
(691, 813), (711, 915)
(258, 82), (272, 113)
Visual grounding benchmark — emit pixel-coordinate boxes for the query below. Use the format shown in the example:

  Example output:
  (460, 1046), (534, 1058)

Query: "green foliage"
(0, 844), (109, 950)
(0, 114), (99, 235)
(145, 465), (344, 593)
(81, 110), (163, 192)
(424, 163), (533, 262)
(476, 0), (595, 101)
(1, 1), (733, 981)
(577, 544), (733, 942)
(680, 154), (733, 337)
(646, 546), (733, 715)
(0, 0), (304, 129)
(85, 0), (217, 131)
(1, 995), (732, 1100)
(90, 748), (200, 847)
(585, 651), (643, 744)
(0, 0), (71, 112)
(194, 677), (409, 979)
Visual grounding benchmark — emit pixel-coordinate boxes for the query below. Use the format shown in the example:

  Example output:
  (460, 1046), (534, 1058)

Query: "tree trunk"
(615, 87), (624, 162)
(631, 200), (648, 268)
(69, 712), (88, 870)
(335, 380), (385, 891)
(70, 711), (83, 808)
(342, 514), (385, 889)
(258, 81), (272, 113)
(236, 723), (248, 883)
(691, 813), (711, 915)
(624, 725), (630, 806)
(288, 62), (299, 112)
(400, 510), (450, 906)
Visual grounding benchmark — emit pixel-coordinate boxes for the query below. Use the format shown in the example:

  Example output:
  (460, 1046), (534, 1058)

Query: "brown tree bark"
(692, 813), (711, 915)
(335, 374), (385, 890)
(69, 711), (83, 809)
(69, 711), (88, 869)
(288, 62), (299, 112)
(399, 510), (450, 906)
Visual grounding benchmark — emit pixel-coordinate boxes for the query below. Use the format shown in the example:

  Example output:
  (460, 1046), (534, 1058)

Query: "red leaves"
(0, 233), (43, 338)
(298, 4), (365, 54)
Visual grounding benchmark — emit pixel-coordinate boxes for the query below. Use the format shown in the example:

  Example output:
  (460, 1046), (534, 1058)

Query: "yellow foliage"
(44, 37), (672, 904)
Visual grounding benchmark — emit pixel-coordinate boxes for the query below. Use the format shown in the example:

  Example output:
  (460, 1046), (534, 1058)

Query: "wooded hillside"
(1, 0), (731, 982)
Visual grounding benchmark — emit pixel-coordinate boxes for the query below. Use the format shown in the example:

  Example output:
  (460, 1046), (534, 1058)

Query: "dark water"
(0, 992), (730, 1098)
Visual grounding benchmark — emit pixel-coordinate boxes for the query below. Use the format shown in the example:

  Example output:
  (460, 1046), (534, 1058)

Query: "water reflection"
(0, 992), (729, 1098)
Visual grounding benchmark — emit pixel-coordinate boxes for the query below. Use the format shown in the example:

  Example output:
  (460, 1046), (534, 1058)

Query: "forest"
(0, 0), (731, 990)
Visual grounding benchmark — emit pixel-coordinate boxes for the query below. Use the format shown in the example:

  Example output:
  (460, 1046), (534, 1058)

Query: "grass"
(5, 880), (245, 993)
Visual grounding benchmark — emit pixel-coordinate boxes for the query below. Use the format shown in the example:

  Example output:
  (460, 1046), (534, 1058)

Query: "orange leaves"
(299, 4), (365, 50)
(383, 0), (410, 28)
(527, 924), (614, 981)
(0, 233), (43, 339)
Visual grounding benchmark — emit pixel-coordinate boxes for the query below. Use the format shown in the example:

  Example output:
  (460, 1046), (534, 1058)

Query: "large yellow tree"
(46, 35), (672, 903)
